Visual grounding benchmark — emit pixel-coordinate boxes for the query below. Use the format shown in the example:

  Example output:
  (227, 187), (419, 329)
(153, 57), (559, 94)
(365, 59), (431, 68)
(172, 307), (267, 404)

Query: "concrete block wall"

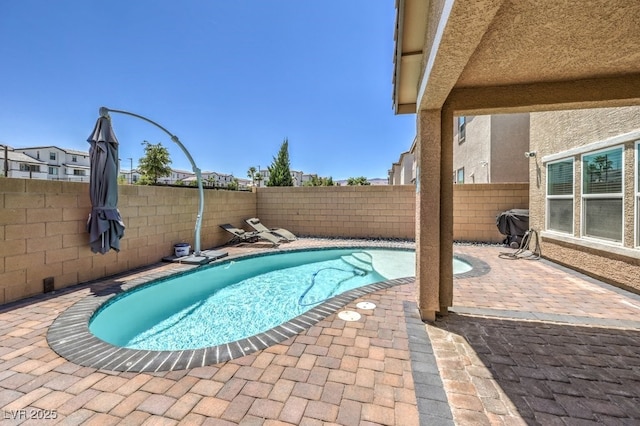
(453, 183), (530, 243)
(256, 185), (417, 239)
(0, 179), (256, 304)
(256, 184), (529, 243)
(0, 180), (527, 304)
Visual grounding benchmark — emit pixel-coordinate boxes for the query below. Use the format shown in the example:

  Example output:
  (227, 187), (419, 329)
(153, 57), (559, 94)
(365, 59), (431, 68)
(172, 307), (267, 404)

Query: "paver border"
(46, 244), (488, 372)
(453, 253), (491, 279)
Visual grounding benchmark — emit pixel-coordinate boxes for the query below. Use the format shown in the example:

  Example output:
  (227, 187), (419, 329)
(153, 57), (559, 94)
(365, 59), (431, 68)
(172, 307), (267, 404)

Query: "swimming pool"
(47, 244), (478, 371)
(90, 248), (420, 351)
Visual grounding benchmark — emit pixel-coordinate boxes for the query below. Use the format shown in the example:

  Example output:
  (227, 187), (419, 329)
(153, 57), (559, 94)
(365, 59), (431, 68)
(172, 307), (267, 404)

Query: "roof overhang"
(393, 0), (640, 116)
(392, 0), (429, 114)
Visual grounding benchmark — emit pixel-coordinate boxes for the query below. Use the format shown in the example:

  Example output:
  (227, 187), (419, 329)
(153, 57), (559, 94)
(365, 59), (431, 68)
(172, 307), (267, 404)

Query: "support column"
(415, 110), (442, 321)
(415, 108), (455, 321)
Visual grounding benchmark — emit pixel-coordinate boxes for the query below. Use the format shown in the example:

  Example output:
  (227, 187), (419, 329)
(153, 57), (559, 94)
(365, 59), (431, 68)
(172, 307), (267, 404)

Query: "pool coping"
(453, 253), (491, 279)
(46, 243), (488, 372)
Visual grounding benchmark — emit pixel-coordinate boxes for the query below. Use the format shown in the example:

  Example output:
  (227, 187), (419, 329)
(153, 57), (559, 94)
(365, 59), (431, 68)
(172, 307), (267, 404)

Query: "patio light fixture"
(99, 107), (204, 256)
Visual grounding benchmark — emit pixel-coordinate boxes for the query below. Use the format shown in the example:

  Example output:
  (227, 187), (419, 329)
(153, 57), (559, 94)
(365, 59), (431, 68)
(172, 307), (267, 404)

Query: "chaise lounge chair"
(245, 217), (297, 241)
(219, 224), (280, 247)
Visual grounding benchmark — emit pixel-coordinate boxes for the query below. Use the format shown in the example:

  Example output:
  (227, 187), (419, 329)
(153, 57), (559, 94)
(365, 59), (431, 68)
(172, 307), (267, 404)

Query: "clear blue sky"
(0, 1), (415, 181)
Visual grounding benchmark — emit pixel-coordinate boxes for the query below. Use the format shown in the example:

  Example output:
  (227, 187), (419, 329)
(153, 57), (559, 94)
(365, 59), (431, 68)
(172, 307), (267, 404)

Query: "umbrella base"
(162, 249), (228, 265)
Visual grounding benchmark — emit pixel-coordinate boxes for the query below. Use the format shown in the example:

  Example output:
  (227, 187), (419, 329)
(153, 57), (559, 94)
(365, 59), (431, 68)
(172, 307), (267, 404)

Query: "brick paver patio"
(1, 239), (639, 425)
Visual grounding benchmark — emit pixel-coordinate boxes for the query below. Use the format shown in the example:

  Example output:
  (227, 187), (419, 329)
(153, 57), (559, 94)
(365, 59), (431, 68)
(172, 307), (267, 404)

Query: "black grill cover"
(496, 209), (529, 239)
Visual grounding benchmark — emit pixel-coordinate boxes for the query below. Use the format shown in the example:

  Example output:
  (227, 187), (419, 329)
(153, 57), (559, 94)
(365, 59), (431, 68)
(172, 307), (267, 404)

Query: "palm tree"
(247, 166), (257, 186)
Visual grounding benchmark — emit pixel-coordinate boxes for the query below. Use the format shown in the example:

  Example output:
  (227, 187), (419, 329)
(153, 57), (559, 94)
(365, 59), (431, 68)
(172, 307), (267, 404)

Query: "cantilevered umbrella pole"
(99, 107), (204, 256)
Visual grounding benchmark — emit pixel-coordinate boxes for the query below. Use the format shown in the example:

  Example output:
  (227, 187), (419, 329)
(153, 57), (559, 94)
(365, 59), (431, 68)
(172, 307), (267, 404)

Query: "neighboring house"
(236, 178), (251, 190)
(3, 144), (307, 191)
(0, 146), (48, 179)
(388, 141), (416, 185)
(391, 113), (529, 186)
(253, 169), (311, 187)
(529, 106), (640, 291)
(118, 169), (142, 184)
(182, 172), (252, 189)
(16, 146), (90, 182)
(200, 171), (236, 187)
(158, 169), (193, 185)
(453, 114), (530, 184)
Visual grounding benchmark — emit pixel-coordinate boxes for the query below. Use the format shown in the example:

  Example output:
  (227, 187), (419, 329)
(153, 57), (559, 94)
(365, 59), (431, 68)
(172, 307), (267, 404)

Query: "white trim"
(541, 129), (640, 164)
(392, 0), (406, 110)
(541, 231), (640, 260)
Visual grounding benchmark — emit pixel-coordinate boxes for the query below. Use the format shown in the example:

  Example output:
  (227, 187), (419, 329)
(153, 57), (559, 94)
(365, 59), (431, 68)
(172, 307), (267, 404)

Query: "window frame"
(580, 145), (624, 244)
(20, 164), (40, 172)
(457, 116), (466, 143)
(49, 151), (56, 161)
(546, 158), (574, 235)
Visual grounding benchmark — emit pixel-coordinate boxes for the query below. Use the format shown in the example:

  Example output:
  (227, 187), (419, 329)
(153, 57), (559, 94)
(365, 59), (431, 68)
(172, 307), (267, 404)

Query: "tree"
(266, 138), (294, 186)
(347, 176), (371, 186)
(247, 166), (257, 186)
(303, 175), (335, 186)
(138, 141), (172, 185)
(227, 178), (239, 191)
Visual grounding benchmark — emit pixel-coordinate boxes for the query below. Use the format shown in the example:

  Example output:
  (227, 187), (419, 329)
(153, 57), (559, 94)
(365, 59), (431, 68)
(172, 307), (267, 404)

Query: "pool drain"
(356, 301), (376, 310)
(338, 310), (361, 321)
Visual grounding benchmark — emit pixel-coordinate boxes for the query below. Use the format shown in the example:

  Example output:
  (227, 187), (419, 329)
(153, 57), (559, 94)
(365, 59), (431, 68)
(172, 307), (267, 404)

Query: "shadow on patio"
(429, 313), (640, 425)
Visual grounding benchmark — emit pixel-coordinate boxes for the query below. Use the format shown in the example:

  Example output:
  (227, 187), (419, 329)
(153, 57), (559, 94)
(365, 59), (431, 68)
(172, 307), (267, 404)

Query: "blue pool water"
(89, 248), (470, 351)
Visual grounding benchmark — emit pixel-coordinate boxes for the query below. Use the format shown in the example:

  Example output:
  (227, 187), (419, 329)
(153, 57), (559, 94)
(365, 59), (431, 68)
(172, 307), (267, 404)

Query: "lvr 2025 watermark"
(3, 409), (58, 420)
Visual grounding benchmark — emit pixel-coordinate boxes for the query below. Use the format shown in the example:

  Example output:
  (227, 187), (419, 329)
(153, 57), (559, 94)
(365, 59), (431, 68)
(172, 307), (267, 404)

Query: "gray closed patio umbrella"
(87, 116), (125, 254)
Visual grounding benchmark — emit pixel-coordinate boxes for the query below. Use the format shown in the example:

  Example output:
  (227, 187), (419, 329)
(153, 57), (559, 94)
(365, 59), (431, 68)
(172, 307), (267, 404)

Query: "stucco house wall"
(453, 114), (529, 184)
(454, 116), (491, 183)
(530, 106), (640, 292)
(491, 114), (530, 183)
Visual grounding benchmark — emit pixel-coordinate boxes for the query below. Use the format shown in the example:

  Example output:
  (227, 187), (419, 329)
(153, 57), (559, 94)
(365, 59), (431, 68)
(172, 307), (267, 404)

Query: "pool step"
(341, 254), (373, 272)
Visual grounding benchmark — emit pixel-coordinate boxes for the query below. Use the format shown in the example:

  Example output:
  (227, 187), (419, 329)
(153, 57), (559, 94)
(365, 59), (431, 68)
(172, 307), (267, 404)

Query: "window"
(546, 159), (574, 234)
(457, 116), (466, 143)
(48, 167), (58, 175)
(72, 155), (77, 162)
(456, 168), (464, 184)
(20, 164), (40, 172)
(582, 147), (623, 242)
(73, 169), (86, 176)
(49, 152), (56, 161)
